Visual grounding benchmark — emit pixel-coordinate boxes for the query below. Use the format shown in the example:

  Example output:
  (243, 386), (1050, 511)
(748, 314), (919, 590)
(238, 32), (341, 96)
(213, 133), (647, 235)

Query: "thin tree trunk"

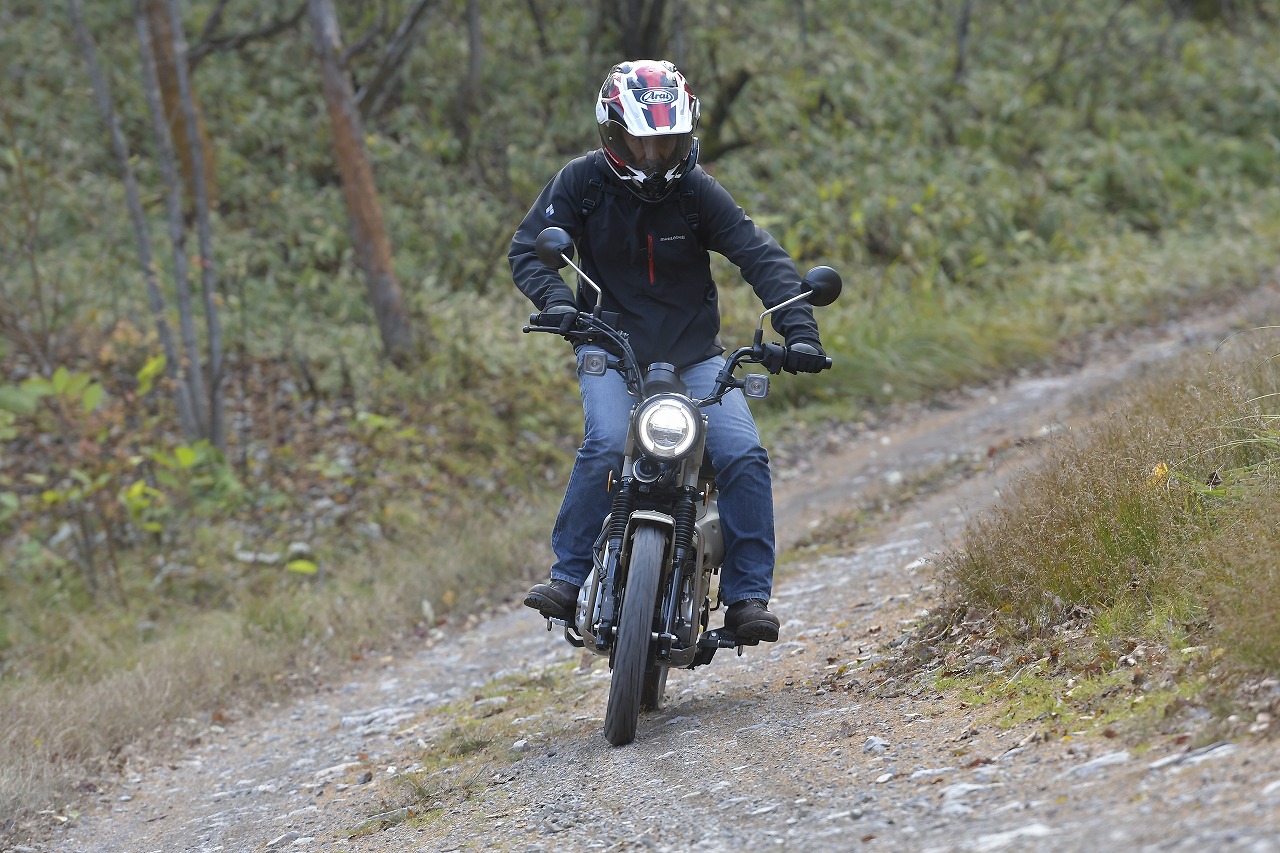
(523, 0), (550, 56)
(622, 0), (667, 58)
(673, 0), (686, 67)
(167, 0), (227, 450)
(953, 0), (976, 84)
(308, 0), (416, 366)
(134, 0), (209, 439)
(144, 0), (219, 213)
(68, 0), (200, 439)
(448, 0), (483, 145)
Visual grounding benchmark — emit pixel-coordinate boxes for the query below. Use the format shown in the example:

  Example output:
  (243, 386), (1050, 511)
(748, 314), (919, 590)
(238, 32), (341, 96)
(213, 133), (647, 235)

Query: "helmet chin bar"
(637, 171), (675, 202)
(613, 140), (699, 203)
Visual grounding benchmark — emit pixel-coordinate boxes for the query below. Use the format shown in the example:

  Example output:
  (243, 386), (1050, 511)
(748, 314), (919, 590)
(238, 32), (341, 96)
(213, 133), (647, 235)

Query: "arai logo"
(638, 89), (677, 105)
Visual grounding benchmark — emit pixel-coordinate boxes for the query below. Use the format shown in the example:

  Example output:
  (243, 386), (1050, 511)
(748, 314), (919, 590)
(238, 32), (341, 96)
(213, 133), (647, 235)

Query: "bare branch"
(188, 2), (307, 69)
(697, 66), (753, 164)
(339, 12), (386, 68)
(355, 0), (441, 117)
(195, 0), (232, 46)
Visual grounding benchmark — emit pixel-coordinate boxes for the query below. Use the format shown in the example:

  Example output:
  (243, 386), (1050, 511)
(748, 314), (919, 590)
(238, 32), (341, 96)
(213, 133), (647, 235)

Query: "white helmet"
(596, 60), (700, 202)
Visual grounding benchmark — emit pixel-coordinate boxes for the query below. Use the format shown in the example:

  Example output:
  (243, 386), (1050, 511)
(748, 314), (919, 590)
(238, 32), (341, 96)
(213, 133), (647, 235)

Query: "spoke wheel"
(604, 526), (665, 746)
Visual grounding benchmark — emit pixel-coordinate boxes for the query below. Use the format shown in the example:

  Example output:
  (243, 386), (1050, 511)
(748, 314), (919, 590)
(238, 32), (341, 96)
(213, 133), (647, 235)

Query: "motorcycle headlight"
(635, 394), (702, 460)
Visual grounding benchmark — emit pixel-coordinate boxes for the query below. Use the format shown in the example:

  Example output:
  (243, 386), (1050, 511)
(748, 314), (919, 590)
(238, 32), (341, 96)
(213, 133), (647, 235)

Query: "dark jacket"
(509, 151), (821, 370)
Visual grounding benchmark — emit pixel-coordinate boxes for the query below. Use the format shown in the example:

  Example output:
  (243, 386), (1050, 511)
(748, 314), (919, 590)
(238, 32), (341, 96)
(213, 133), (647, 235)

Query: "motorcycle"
(524, 226), (841, 745)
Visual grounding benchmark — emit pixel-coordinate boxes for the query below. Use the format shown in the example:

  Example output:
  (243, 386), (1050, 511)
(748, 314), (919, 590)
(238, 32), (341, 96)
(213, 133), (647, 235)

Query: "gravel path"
(40, 282), (1280, 853)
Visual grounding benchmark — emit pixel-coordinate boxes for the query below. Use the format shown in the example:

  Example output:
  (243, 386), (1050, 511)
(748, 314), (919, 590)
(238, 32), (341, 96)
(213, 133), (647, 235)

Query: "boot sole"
(523, 592), (574, 620)
(731, 620), (780, 643)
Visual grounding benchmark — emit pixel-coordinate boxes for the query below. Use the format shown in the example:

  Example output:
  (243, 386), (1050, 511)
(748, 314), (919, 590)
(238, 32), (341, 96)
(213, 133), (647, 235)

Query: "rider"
(509, 59), (825, 643)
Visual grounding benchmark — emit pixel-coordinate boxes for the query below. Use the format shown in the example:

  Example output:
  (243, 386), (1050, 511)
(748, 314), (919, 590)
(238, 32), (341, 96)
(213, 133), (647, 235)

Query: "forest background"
(2, 0), (1279, 826)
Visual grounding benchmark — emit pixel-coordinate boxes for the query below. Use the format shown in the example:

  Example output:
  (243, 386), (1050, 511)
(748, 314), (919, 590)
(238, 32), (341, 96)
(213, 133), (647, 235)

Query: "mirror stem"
(757, 288), (815, 327)
(560, 254), (604, 311)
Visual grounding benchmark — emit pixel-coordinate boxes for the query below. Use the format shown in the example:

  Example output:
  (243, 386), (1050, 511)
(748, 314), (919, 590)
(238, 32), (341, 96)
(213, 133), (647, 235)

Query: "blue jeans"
(549, 347), (775, 606)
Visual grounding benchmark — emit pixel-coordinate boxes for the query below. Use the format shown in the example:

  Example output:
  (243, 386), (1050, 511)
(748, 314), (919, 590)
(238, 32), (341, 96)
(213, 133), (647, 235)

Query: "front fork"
(587, 482), (698, 651)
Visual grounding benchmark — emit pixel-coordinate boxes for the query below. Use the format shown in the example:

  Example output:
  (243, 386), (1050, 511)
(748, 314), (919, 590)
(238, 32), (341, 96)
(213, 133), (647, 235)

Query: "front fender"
(620, 510), (674, 579)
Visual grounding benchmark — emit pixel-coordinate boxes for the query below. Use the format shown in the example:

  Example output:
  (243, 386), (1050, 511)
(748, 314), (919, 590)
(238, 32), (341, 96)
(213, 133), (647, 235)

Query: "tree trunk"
(167, 0), (227, 450)
(523, 0), (551, 56)
(447, 0), (483, 147)
(143, 0), (219, 214)
(307, 0), (416, 366)
(133, 0), (209, 441)
(953, 0), (976, 83)
(68, 0), (201, 439)
(621, 0), (668, 59)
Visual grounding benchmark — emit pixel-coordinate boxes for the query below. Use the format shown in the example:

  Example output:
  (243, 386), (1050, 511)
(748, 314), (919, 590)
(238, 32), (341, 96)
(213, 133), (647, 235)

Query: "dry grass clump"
(939, 332), (1280, 673)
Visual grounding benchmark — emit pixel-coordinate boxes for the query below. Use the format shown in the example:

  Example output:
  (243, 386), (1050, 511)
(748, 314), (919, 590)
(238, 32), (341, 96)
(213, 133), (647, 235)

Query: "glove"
(530, 303), (579, 335)
(783, 341), (829, 374)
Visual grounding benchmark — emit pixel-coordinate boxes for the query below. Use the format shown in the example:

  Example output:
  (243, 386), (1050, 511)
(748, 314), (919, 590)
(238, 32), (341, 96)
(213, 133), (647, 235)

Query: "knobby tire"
(604, 526), (665, 745)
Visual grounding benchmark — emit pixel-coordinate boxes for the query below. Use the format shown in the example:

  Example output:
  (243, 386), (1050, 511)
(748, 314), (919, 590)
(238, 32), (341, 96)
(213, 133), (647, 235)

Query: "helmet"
(596, 60), (700, 202)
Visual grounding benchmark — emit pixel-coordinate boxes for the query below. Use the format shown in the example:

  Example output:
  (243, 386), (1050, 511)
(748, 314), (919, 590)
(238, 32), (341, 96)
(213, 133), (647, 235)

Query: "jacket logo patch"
(545, 203), (555, 217)
(659, 234), (686, 242)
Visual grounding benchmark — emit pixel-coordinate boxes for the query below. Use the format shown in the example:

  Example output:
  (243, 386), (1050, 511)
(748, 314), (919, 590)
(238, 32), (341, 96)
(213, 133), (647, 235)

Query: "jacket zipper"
(647, 233), (655, 285)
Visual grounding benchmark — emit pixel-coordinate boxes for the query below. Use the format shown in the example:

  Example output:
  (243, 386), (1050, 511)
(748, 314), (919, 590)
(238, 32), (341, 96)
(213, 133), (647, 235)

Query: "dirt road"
(45, 282), (1280, 853)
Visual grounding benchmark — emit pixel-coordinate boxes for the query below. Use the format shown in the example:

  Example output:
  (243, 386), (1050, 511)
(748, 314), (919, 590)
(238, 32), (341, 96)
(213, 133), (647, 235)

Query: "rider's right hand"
(783, 341), (830, 374)
(530, 303), (579, 335)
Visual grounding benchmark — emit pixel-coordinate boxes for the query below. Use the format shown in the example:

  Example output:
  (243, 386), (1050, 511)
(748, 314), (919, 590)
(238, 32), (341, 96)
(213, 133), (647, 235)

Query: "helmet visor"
(600, 121), (694, 178)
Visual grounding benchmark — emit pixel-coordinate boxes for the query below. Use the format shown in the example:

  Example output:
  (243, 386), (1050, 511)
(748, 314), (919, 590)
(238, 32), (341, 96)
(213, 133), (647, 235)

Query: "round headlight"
(635, 395), (702, 460)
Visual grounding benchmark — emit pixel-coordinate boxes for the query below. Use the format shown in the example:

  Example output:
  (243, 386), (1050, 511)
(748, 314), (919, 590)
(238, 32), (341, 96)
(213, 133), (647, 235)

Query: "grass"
(0, 491), (560, 823)
(340, 664), (593, 841)
(922, 328), (1280, 729)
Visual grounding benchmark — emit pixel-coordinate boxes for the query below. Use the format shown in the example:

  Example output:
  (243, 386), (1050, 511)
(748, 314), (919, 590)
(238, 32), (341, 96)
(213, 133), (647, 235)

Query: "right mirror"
(535, 227), (575, 269)
(802, 266), (842, 307)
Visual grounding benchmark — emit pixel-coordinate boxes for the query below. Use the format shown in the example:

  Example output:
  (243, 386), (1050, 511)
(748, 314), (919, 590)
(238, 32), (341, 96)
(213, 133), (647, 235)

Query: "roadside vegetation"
(918, 332), (1280, 737)
(2, 0), (1279, 827)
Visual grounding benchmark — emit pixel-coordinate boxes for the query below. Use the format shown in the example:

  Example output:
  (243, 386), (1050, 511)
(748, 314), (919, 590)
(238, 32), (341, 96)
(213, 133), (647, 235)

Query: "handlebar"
(524, 312), (830, 407)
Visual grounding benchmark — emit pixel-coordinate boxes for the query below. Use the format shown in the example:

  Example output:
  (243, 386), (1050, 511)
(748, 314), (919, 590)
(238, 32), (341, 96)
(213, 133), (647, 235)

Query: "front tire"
(604, 526), (665, 746)
(641, 665), (668, 711)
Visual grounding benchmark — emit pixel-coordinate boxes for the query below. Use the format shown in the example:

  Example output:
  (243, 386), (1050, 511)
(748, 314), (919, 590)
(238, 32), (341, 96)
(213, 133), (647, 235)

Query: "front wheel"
(604, 526), (665, 745)
(641, 664), (668, 711)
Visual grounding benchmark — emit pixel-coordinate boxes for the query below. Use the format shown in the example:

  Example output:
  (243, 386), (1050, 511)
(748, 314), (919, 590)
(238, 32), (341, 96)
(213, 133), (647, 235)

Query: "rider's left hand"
(531, 303), (580, 336)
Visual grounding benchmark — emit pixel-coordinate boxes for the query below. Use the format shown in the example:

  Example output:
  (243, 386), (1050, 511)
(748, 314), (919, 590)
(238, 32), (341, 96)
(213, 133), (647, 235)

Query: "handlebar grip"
(529, 307), (580, 335)
(780, 345), (829, 374)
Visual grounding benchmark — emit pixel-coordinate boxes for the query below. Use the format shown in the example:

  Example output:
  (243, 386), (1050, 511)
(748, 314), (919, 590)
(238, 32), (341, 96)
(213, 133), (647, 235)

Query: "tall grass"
(0, 492), (557, 820)
(938, 331), (1280, 672)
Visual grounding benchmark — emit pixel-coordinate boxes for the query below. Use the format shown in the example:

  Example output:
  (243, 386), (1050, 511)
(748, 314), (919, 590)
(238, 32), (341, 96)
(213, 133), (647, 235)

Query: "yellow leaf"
(286, 559), (319, 575)
(1143, 462), (1170, 489)
(175, 446), (197, 469)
